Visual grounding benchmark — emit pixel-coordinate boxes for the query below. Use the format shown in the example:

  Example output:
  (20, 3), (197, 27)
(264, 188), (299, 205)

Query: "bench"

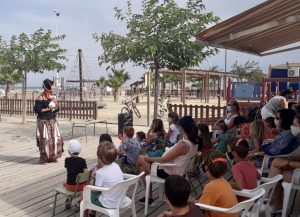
(72, 119), (108, 142)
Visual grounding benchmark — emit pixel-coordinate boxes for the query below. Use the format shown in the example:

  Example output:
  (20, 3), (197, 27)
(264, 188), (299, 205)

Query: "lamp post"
(53, 10), (60, 96)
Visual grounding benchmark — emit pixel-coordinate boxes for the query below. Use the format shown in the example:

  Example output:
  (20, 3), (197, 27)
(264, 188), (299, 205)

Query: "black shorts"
(157, 169), (169, 179)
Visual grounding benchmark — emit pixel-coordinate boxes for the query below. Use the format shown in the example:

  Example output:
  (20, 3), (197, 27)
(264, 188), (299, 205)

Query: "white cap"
(68, 139), (81, 154)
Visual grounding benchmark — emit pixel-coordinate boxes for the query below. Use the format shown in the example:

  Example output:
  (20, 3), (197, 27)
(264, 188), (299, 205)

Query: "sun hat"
(68, 139), (81, 155)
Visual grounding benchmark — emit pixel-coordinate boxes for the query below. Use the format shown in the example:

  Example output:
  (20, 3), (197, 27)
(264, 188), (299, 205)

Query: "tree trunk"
(5, 84), (10, 99)
(113, 88), (118, 102)
(153, 59), (159, 119)
(100, 87), (103, 102)
(22, 71), (27, 124)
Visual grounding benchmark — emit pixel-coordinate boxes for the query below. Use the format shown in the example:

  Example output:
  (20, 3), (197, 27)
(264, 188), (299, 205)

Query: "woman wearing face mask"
(262, 109), (300, 156)
(34, 79), (64, 164)
(136, 116), (199, 207)
(165, 112), (180, 148)
(214, 100), (240, 131)
(267, 115), (300, 212)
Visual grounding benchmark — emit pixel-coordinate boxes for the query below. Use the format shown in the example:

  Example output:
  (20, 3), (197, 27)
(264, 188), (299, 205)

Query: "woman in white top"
(261, 90), (291, 119)
(166, 112), (180, 147)
(213, 100), (240, 130)
(136, 116), (198, 206)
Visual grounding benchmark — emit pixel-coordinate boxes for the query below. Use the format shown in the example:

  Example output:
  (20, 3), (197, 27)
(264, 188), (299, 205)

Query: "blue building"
(270, 63), (300, 93)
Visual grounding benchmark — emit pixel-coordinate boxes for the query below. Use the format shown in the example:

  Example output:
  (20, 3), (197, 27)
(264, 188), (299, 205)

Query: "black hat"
(43, 79), (54, 91)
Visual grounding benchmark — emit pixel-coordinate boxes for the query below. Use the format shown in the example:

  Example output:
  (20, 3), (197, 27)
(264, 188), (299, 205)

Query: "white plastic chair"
(144, 157), (191, 215)
(195, 188), (265, 217)
(79, 172), (144, 217)
(282, 168), (300, 217)
(234, 174), (283, 217)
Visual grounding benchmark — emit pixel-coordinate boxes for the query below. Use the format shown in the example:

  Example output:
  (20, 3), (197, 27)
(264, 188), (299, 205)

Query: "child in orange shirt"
(198, 150), (238, 217)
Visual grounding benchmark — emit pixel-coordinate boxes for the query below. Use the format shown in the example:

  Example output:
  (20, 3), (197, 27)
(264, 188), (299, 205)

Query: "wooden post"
(78, 49), (83, 102)
(267, 82), (271, 102)
(21, 71), (27, 124)
(223, 74), (227, 100)
(182, 70), (186, 105)
(227, 78), (231, 103)
(261, 77), (265, 102)
(147, 71), (151, 126)
(207, 72), (210, 103)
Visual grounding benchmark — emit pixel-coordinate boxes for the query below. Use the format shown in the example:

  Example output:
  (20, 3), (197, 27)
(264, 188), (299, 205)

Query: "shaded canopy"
(196, 0), (300, 56)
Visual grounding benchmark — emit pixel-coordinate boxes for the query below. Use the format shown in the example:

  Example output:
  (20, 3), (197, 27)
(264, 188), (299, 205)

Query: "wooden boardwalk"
(0, 117), (203, 217)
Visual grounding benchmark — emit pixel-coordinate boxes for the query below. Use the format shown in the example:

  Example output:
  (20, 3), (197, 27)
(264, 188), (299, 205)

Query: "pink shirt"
(232, 161), (259, 190)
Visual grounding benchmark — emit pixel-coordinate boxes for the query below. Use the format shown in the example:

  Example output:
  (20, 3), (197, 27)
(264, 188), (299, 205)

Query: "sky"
(0, 0), (299, 87)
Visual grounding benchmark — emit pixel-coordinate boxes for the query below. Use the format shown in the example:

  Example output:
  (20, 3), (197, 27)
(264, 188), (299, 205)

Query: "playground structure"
(127, 69), (238, 105)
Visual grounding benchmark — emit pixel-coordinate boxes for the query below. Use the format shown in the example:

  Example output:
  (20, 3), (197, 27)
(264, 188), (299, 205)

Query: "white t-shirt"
(95, 162), (124, 208)
(169, 124), (180, 144)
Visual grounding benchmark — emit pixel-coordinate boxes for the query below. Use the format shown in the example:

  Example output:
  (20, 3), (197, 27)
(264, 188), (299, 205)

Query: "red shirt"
(232, 161), (259, 190)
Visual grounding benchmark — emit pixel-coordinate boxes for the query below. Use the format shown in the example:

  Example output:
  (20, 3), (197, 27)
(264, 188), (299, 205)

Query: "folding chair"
(196, 188), (265, 217)
(52, 171), (91, 216)
(185, 152), (205, 195)
(80, 172), (144, 217)
(234, 174), (283, 217)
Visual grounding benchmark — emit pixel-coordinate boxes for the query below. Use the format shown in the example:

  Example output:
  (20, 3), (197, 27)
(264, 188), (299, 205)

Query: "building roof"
(196, 0), (300, 56)
(272, 62), (300, 69)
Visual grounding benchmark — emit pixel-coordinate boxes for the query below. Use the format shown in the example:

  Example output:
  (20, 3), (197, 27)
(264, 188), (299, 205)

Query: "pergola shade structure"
(159, 69), (238, 104)
(196, 0), (300, 56)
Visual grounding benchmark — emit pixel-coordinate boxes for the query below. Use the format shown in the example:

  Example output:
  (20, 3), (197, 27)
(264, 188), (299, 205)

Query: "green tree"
(0, 39), (22, 98)
(7, 28), (67, 123)
(107, 68), (130, 102)
(94, 0), (219, 117)
(96, 76), (108, 101)
(231, 60), (265, 82)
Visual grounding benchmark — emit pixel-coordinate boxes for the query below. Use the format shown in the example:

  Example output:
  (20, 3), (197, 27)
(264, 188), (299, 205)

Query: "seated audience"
(117, 126), (140, 174)
(212, 123), (228, 154)
(230, 139), (260, 192)
(136, 131), (146, 144)
(262, 110), (300, 156)
(198, 123), (213, 154)
(64, 140), (88, 209)
(137, 116), (198, 206)
(268, 155), (300, 212)
(198, 150), (238, 217)
(99, 133), (113, 144)
(142, 118), (165, 157)
(166, 112), (180, 147)
(263, 117), (277, 139)
(88, 141), (124, 217)
(260, 90), (291, 119)
(158, 175), (204, 217)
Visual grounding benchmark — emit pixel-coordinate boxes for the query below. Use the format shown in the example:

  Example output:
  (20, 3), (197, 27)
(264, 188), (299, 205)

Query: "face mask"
(291, 125), (300, 136)
(227, 106), (232, 113)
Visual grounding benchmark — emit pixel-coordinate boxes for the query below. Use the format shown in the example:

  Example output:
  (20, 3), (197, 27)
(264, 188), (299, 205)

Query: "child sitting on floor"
(64, 140), (88, 208)
(88, 141), (124, 217)
(198, 150), (238, 217)
(230, 139), (260, 193)
(117, 126), (141, 174)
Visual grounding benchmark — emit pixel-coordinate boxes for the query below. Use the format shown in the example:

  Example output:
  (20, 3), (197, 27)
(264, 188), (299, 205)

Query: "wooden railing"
(0, 99), (97, 120)
(168, 104), (227, 126)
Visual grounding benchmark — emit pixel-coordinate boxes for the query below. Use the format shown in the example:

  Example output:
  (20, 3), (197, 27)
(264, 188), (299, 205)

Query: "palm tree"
(96, 76), (108, 102)
(0, 69), (22, 98)
(107, 68), (130, 102)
